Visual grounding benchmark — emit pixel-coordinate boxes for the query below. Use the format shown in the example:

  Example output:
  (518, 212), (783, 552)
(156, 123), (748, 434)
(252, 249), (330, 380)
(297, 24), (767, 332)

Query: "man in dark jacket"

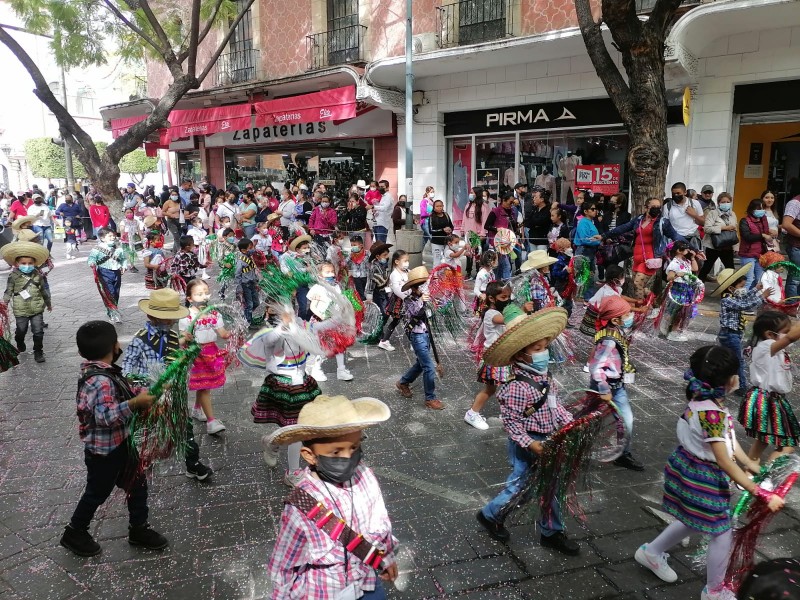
(524, 188), (552, 251)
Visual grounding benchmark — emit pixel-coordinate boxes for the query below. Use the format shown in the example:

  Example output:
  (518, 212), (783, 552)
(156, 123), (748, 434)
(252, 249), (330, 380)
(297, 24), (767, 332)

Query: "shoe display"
(128, 523), (169, 550)
(464, 410), (489, 430)
(60, 525), (101, 557)
(540, 532), (580, 555)
(614, 453), (645, 471)
(476, 510), (510, 543)
(377, 340), (395, 351)
(185, 462), (213, 481)
(191, 407), (207, 422)
(634, 544), (677, 583)
(337, 368), (354, 381)
(206, 420), (226, 435)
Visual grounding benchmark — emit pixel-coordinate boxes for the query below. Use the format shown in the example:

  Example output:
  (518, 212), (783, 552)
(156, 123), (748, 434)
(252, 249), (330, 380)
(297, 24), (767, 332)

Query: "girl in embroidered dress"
(739, 311), (800, 462)
(658, 241), (699, 341)
(179, 280), (231, 435)
(142, 232), (167, 290)
(634, 345), (784, 600)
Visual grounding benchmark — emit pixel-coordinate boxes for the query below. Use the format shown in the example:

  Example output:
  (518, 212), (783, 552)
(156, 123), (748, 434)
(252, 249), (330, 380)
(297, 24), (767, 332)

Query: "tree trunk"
(89, 154), (124, 220)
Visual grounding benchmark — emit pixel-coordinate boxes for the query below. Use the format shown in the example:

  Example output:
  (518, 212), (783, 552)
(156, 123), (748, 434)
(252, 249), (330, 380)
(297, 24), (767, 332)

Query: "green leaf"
(119, 148), (158, 175)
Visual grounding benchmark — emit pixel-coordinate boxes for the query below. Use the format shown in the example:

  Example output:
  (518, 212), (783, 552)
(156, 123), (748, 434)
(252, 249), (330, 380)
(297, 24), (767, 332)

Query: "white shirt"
(676, 399), (735, 462)
(760, 270), (783, 303)
(374, 192), (394, 229)
(187, 226), (207, 246)
(251, 232), (272, 253)
(443, 245), (462, 269)
(27, 204), (52, 227)
(482, 309), (506, 348)
(389, 269), (409, 298)
(278, 199), (296, 227)
(179, 309), (222, 345)
(474, 268), (493, 296)
(750, 339), (793, 395)
(666, 199), (703, 237)
(666, 257), (692, 276)
(216, 202), (239, 225)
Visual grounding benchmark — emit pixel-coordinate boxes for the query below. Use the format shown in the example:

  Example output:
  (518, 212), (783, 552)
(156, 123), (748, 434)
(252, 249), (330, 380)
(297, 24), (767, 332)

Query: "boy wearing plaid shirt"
(477, 305), (580, 556)
(60, 321), (167, 557)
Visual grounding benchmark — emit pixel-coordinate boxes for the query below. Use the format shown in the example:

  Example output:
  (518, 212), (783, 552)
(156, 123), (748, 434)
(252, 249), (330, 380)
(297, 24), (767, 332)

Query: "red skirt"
(189, 342), (226, 391)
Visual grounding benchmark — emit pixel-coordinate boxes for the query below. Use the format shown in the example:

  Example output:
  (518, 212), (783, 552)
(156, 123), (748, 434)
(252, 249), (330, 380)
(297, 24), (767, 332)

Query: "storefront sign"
(253, 86), (356, 127)
(204, 109), (393, 148)
(575, 164), (621, 195)
(168, 104), (253, 141)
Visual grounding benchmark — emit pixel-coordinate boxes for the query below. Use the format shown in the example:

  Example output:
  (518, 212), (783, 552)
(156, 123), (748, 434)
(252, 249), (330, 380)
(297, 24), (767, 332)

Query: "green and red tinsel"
(0, 303), (19, 373)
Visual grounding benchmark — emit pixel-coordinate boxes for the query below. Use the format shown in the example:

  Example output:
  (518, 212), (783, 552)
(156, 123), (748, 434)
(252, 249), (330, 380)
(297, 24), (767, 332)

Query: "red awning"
(253, 86), (356, 127)
(167, 104), (253, 141)
(111, 115), (148, 138)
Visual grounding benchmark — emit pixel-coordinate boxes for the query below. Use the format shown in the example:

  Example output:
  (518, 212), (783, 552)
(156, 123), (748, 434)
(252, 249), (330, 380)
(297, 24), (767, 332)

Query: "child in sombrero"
(266, 394), (398, 599)
(476, 305), (581, 555)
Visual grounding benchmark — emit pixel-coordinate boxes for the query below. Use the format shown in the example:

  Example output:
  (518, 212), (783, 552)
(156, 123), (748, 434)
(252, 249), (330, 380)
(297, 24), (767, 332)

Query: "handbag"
(710, 215), (738, 249)
(639, 222), (662, 270)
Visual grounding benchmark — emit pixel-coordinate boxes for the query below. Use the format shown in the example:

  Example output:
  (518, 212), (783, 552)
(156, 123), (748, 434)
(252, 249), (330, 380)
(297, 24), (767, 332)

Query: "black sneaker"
(613, 453), (645, 472)
(128, 523), (168, 550)
(16, 341), (25, 353)
(540, 531), (580, 556)
(34, 351), (45, 363)
(476, 510), (510, 543)
(60, 525), (101, 557)
(185, 462), (213, 481)
(129, 266), (139, 273)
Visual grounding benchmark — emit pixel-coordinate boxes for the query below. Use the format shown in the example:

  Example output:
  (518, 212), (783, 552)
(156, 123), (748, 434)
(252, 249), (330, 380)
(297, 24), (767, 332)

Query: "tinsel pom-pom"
(0, 336), (19, 373)
(342, 289), (365, 334)
(357, 305), (385, 345)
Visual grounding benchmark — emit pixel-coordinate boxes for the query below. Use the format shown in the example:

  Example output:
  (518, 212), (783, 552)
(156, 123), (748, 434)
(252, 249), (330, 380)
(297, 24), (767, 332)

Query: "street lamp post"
(403, 0), (414, 230)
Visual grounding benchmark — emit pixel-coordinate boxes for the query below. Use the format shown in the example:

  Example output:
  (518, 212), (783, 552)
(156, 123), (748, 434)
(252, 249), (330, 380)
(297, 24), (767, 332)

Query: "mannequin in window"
(503, 165), (527, 188)
(534, 168), (556, 199)
(559, 151), (582, 203)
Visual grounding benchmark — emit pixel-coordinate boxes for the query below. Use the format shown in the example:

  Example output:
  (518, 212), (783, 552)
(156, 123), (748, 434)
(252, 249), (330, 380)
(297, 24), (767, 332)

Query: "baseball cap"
(701, 185), (714, 194)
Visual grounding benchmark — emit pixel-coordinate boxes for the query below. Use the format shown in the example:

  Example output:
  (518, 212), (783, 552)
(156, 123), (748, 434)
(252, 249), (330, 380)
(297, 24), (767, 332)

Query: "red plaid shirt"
(75, 360), (134, 455)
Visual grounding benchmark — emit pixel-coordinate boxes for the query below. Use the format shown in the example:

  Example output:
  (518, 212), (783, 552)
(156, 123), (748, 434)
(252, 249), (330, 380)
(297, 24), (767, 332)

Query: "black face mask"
(314, 447), (362, 484)
(494, 298), (511, 312)
(672, 194), (684, 203)
(648, 207), (661, 218)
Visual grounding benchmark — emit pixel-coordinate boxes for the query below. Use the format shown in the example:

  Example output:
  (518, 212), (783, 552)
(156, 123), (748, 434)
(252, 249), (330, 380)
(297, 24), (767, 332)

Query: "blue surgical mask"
(753, 209), (766, 219)
(323, 275), (336, 284)
(18, 265), (34, 274)
(320, 202), (330, 208)
(718, 203), (732, 212)
(226, 236), (236, 244)
(526, 349), (550, 373)
(622, 314), (635, 329)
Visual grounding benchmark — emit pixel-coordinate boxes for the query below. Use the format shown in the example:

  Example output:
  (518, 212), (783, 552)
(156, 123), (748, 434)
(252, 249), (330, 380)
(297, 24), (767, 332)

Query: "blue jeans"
(296, 285), (310, 320)
(362, 581), (386, 599)
(421, 219), (431, 247)
(481, 436), (564, 536)
(787, 246), (800, 299)
(240, 280), (259, 323)
(590, 382), (633, 454)
(33, 225), (53, 251)
(98, 267), (122, 303)
(718, 327), (746, 390)
(242, 224), (256, 239)
(495, 254), (512, 281)
(400, 332), (437, 401)
(373, 225), (388, 243)
(740, 256), (763, 290)
(576, 246), (597, 301)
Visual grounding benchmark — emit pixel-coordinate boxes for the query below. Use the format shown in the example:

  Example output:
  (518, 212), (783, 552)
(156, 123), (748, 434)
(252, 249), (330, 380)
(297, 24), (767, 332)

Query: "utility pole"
(403, 0), (414, 229)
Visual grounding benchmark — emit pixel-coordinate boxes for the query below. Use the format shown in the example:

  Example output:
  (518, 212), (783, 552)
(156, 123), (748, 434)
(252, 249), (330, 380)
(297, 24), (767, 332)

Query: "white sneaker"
(464, 410), (489, 430)
(206, 420), (226, 435)
(261, 440), (280, 468)
(283, 469), (305, 487)
(337, 368), (354, 381)
(310, 366), (327, 382)
(701, 586), (737, 600)
(634, 544), (677, 583)
(201, 271), (210, 280)
(191, 407), (207, 422)
(667, 332), (689, 342)
(377, 340), (395, 351)
(582, 364), (590, 373)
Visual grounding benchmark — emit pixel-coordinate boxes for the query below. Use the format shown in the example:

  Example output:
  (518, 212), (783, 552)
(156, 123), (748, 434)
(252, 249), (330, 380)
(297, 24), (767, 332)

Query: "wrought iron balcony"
(437, 0), (513, 48)
(213, 48), (260, 88)
(306, 24), (367, 71)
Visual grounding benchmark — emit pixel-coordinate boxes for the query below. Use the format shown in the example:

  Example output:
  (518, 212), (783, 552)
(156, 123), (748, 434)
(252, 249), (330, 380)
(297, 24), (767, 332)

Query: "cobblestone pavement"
(0, 252), (798, 600)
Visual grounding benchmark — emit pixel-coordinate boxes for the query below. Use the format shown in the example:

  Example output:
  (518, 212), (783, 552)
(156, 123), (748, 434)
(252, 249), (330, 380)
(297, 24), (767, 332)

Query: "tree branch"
(196, 0), (257, 83)
(102, 0), (164, 56)
(187, 0), (201, 76)
(574, 0), (633, 121)
(197, 0), (225, 45)
(134, 0), (180, 67)
(600, 0), (643, 52)
(646, 0), (685, 37)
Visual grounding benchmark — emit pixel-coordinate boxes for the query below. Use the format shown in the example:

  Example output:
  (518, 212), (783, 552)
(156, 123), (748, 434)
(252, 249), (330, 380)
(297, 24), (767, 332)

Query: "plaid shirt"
(121, 324), (179, 379)
(346, 251), (369, 279)
(170, 250), (199, 279)
(268, 464), (396, 599)
(75, 361), (134, 454)
(497, 365), (572, 449)
(719, 290), (764, 332)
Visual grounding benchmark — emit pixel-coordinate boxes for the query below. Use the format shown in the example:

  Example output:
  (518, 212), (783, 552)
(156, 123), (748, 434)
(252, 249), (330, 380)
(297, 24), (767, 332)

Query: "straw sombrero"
(520, 250), (557, 272)
(15, 229), (41, 243)
(1, 241), (50, 267)
(289, 234), (312, 251)
(143, 216), (159, 228)
(266, 395), (391, 446)
(11, 215), (36, 231)
(266, 212), (281, 223)
(137, 289), (189, 319)
(711, 263), (752, 297)
(402, 266), (430, 291)
(483, 306), (568, 367)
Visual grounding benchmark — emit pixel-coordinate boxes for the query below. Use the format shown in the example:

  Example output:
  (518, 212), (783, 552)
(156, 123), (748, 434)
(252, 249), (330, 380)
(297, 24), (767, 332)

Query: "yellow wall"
(734, 122), (800, 215)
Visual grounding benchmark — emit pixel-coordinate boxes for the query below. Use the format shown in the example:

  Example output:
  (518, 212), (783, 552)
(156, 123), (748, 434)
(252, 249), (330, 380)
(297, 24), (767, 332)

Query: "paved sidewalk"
(0, 255), (798, 600)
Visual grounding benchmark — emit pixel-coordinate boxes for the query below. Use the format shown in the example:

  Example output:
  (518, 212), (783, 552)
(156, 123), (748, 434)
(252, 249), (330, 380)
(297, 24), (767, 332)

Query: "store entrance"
(768, 141), (800, 208)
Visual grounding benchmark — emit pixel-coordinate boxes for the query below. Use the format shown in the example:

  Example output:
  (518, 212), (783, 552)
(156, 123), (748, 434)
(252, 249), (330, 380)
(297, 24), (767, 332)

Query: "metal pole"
(59, 65), (74, 189)
(403, 0), (414, 229)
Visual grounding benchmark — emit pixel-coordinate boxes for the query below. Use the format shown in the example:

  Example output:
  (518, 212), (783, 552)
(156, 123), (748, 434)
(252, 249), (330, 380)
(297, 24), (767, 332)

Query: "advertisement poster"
(451, 142), (472, 230)
(574, 164), (621, 196)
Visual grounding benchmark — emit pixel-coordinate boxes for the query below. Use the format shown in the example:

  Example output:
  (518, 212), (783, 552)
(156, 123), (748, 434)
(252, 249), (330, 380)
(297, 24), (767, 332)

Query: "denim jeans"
(495, 254), (512, 281)
(740, 256), (763, 290)
(361, 581), (386, 599)
(590, 381), (633, 454)
(15, 313), (44, 352)
(481, 436), (564, 536)
(787, 246), (800, 299)
(400, 332), (437, 401)
(240, 280), (260, 323)
(33, 225), (53, 251)
(242, 224), (256, 239)
(421, 219), (431, 247)
(373, 225), (388, 243)
(98, 267), (122, 303)
(718, 327), (746, 390)
(296, 285), (310, 321)
(69, 443), (148, 530)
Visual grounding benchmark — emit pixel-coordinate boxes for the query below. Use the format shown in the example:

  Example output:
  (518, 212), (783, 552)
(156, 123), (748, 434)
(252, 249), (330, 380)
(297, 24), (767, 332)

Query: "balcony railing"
(306, 24), (367, 71)
(213, 48), (260, 88)
(437, 0), (513, 49)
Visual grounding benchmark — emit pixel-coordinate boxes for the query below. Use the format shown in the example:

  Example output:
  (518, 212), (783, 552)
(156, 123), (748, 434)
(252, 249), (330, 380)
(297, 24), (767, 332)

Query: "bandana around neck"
(683, 368), (726, 403)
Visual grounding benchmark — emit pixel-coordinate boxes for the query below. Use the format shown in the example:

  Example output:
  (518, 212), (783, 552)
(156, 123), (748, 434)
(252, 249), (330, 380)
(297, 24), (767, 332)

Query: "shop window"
(449, 138), (473, 228)
(474, 136), (518, 199)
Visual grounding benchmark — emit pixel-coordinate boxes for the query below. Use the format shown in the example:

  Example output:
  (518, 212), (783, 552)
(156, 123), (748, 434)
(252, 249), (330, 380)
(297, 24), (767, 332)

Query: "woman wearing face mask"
(277, 189), (296, 229)
(739, 198), (772, 290)
(461, 187), (486, 279)
(239, 192), (259, 239)
(88, 196), (112, 240)
(308, 195), (338, 244)
(698, 192), (738, 283)
(428, 199), (454, 267)
(599, 198), (687, 301)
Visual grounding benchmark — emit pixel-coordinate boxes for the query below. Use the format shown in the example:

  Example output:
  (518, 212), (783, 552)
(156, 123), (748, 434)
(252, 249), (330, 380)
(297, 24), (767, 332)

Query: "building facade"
(101, 0), (800, 223)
